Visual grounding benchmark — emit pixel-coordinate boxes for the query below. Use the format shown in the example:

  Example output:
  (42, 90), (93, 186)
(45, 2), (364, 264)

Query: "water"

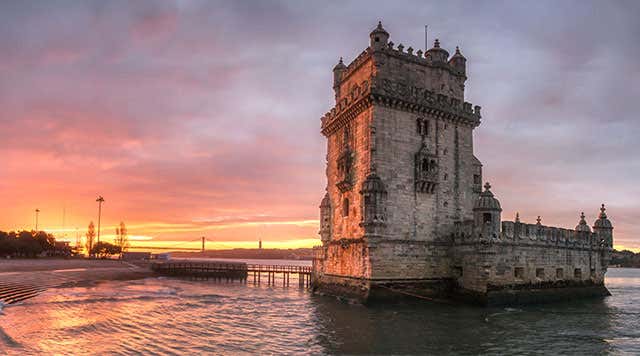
(0, 267), (638, 355)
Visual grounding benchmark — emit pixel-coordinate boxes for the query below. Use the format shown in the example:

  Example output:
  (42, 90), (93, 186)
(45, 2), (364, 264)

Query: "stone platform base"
(312, 274), (453, 304)
(313, 274), (611, 306)
(456, 282), (611, 306)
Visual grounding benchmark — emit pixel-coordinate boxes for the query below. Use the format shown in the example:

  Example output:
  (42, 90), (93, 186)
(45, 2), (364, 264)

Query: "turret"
(369, 21), (389, 51)
(360, 173), (387, 230)
(319, 193), (332, 243)
(574, 211), (592, 239)
(332, 57), (347, 100)
(425, 39), (449, 64)
(593, 204), (613, 247)
(473, 182), (502, 238)
(449, 46), (466, 75)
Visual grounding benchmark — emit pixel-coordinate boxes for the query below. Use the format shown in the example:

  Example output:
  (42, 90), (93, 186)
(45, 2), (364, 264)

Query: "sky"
(0, 0), (639, 251)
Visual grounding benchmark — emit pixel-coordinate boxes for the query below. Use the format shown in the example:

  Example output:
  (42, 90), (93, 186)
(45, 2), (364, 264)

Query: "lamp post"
(96, 196), (105, 245)
(35, 209), (40, 231)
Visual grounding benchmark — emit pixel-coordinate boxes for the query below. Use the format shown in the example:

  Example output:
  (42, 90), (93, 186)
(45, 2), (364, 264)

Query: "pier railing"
(151, 261), (313, 288)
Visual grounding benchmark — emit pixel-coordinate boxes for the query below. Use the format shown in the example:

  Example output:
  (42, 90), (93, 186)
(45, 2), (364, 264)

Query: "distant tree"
(114, 221), (129, 257)
(17, 231), (43, 257)
(33, 231), (55, 252)
(91, 241), (121, 259)
(86, 221), (96, 257)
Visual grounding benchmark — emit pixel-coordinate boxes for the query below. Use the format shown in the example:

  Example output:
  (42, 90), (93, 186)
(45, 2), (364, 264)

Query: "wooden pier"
(151, 261), (313, 288)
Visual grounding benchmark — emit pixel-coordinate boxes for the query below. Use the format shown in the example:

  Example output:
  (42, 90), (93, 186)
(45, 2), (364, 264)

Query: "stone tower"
(313, 22), (483, 300)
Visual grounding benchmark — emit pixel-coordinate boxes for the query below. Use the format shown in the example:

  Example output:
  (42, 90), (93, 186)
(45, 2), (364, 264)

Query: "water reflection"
(0, 269), (638, 355)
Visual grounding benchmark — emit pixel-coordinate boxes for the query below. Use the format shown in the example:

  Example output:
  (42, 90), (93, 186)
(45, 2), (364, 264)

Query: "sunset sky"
(1, 1), (638, 251)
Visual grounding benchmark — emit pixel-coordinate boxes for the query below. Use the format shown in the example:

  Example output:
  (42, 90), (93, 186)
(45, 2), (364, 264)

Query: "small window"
(422, 158), (429, 172)
(473, 174), (481, 184)
(375, 37), (380, 42)
(536, 268), (545, 279)
(556, 268), (564, 279)
(429, 160), (436, 171)
(591, 268), (596, 278)
(423, 121), (429, 136)
(483, 213), (492, 224)
(574, 268), (582, 279)
(443, 174), (448, 181)
(443, 201), (448, 207)
(453, 266), (463, 278)
(342, 198), (349, 217)
(416, 119), (423, 134)
(515, 267), (524, 279)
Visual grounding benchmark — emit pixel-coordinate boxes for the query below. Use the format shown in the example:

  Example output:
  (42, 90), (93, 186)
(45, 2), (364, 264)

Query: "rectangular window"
(574, 268), (582, 279)
(473, 174), (481, 184)
(536, 268), (545, 279)
(515, 267), (524, 280)
(556, 268), (564, 279)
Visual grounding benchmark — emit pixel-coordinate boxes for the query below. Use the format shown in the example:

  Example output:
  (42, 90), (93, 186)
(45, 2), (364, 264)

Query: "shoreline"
(0, 259), (154, 303)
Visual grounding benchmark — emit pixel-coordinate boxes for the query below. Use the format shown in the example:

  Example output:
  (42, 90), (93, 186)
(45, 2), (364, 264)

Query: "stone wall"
(452, 220), (611, 293)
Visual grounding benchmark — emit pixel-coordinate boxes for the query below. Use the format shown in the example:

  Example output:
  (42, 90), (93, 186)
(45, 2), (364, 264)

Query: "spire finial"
(536, 216), (542, 225)
(484, 182), (491, 191)
(579, 212), (587, 225)
(434, 38), (440, 48)
(515, 212), (520, 223)
(377, 21), (383, 28)
(599, 204), (607, 218)
(455, 46), (460, 53)
(339, 57), (343, 64)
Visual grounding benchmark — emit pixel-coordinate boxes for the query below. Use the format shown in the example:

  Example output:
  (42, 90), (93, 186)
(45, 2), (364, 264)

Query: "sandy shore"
(0, 259), (154, 290)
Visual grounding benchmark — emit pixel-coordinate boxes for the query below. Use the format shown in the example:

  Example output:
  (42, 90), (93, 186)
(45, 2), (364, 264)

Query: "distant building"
(312, 22), (613, 305)
(259, 239), (262, 249)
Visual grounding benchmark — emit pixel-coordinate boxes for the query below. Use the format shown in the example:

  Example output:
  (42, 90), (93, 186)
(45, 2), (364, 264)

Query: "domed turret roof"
(473, 182), (502, 211)
(333, 57), (346, 71)
(320, 192), (330, 208)
(593, 204), (613, 229)
(575, 212), (592, 232)
(425, 39), (450, 61)
(360, 173), (386, 194)
(450, 46), (466, 60)
(370, 21), (389, 37)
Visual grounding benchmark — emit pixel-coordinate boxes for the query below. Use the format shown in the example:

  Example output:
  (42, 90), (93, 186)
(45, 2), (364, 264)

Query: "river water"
(0, 266), (638, 355)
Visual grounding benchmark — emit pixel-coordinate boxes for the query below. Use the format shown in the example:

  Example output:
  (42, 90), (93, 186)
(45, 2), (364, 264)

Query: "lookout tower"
(314, 22), (483, 300)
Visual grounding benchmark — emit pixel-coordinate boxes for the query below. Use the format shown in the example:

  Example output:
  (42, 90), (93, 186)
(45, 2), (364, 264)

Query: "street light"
(35, 209), (40, 231)
(96, 196), (105, 245)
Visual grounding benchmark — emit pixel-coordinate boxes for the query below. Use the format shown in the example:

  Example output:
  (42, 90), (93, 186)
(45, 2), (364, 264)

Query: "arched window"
(416, 118), (423, 134)
(422, 158), (429, 172)
(423, 120), (429, 136)
(343, 198), (350, 217)
(483, 213), (492, 224)
(430, 160), (436, 171)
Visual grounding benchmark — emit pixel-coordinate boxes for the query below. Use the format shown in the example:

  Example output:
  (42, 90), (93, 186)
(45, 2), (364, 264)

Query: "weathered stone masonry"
(312, 22), (613, 305)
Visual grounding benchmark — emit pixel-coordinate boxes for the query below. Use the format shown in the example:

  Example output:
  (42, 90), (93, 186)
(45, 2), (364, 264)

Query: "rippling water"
(1, 267), (638, 355)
